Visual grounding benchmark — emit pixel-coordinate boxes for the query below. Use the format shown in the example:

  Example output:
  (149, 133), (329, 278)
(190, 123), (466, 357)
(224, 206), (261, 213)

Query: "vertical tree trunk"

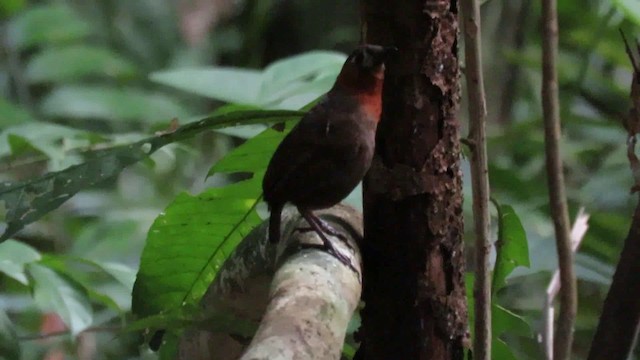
(587, 198), (640, 360)
(358, 1), (467, 359)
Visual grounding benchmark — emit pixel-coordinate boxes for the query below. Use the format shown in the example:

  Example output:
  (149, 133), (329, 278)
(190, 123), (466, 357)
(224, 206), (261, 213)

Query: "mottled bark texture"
(177, 205), (363, 360)
(587, 199), (640, 360)
(358, 1), (467, 359)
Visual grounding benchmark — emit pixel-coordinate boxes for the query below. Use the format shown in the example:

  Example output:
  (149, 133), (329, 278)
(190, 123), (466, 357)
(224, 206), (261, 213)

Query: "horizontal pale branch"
(178, 204), (363, 360)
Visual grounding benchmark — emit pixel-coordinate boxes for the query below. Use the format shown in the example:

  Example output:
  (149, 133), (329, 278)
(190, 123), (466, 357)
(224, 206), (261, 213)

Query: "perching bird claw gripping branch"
(177, 204), (362, 360)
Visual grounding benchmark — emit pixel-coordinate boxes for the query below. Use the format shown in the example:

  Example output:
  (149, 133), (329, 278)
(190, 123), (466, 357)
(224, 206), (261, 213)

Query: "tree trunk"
(358, 1), (468, 359)
(587, 198), (640, 360)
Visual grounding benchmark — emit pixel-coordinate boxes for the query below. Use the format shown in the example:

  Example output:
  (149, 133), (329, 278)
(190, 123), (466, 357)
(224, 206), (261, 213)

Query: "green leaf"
(28, 263), (93, 335)
(26, 45), (137, 83)
(259, 51), (345, 104)
(492, 304), (531, 337)
(41, 85), (189, 124)
(0, 98), (33, 128)
(0, 240), (41, 284)
(150, 50), (345, 109)
(150, 68), (263, 105)
(133, 106), (302, 321)
(39, 256), (127, 313)
(158, 332), (179, 360)
(132, 177), (263, 317)
(493, 338), (517, 360)
(0, 109), (302, 241)
(0, 0), (25, 17)
(260, 51), (345, 92)
(466, 274), (531, 359)
(209, 104), (268, 138)
(209, 121), (294, 176)
(490, 305), (531, 359)
(0, 310), (20, 360)
(492, 202), (530, 293)
(124, 304), (257, 338)
(7, 4), (92, 49)
(269, 74), (337, 110)
(0, 122), (91, 163)
(7, 133), (41, 158)
(612, 0), (640, 26)
(98, 262), (137, 292)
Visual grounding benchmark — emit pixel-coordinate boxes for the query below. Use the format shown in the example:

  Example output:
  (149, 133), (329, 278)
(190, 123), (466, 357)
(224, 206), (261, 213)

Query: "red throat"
(356, 88), (383, 120)
(333, 63), (384, 121)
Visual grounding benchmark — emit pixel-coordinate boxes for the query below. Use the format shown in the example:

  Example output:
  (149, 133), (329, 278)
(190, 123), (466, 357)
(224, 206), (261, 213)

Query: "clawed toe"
(298, 242), (360, 278)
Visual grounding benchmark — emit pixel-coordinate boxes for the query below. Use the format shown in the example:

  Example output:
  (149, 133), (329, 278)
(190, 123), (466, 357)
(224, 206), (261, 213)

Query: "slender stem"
(541, 0), (577, 358)
(461, 0), (491, 358)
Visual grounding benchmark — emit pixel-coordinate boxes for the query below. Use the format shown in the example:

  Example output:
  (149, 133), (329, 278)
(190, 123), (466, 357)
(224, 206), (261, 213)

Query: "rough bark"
(586, 199), (640, 359)
(587, 33), (640, 359)
(358, 1), (467, 359)
(177, 205), (363, 360)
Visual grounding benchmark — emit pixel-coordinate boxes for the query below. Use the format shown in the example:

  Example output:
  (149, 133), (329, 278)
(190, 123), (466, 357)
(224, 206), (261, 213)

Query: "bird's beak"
(370, 45), (398, 66)
(384, 46), (399, 56)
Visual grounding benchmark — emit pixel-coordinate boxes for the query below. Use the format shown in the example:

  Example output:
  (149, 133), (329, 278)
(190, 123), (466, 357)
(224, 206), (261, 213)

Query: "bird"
(262, 44), (396, 270)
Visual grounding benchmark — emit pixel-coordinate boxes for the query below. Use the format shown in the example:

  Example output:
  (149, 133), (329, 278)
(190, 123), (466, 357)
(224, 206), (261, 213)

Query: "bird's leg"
(294, 213), (353, 250)
(298, 210), (358, 275)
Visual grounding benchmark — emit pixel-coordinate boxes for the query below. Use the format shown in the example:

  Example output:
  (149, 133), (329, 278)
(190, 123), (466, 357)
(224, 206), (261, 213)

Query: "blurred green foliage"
(1, 0), (640, 359)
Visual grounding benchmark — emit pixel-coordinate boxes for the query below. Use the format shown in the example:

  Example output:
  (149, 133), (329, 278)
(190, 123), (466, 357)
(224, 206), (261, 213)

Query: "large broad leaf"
(151, 68), (263, 105)
(492, 304), (531, 337)
(208, 122), (294, 175)
(466, 275), (531, 360)
(133, 115), (293, 322)
(260, 51), (345, 93)
(0, 310), (20, 360)
(150, 50), (346, 110)
(28, 263), (93, 335)
(0, 240), (41, 285)
(7, 3), (92, 49)
(26, 45), (137, 83)
(41, 85), (189, 124)
(492, 202), (530, 293)
(132, 177), (263, 317)
(0, 110), (303, 241)
(259, 51), (345, 105)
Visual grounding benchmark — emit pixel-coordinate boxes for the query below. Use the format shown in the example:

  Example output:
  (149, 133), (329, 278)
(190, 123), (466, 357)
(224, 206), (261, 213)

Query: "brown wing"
(263, 99), (331, 203)
(262, 97), (369, 209)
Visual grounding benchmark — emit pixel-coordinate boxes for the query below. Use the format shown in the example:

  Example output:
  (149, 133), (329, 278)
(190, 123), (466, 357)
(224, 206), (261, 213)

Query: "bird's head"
(334, 44), (397, 94)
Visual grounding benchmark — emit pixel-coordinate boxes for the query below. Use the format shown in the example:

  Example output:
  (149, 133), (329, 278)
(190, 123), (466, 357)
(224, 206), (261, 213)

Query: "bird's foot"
(298, 241), (360, 278)
(294, 221), (353, 251)
(297, 210), (360, 280)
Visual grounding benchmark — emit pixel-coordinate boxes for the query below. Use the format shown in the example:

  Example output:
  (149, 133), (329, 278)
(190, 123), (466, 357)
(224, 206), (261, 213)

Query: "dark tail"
(268, 203), (283, 244)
